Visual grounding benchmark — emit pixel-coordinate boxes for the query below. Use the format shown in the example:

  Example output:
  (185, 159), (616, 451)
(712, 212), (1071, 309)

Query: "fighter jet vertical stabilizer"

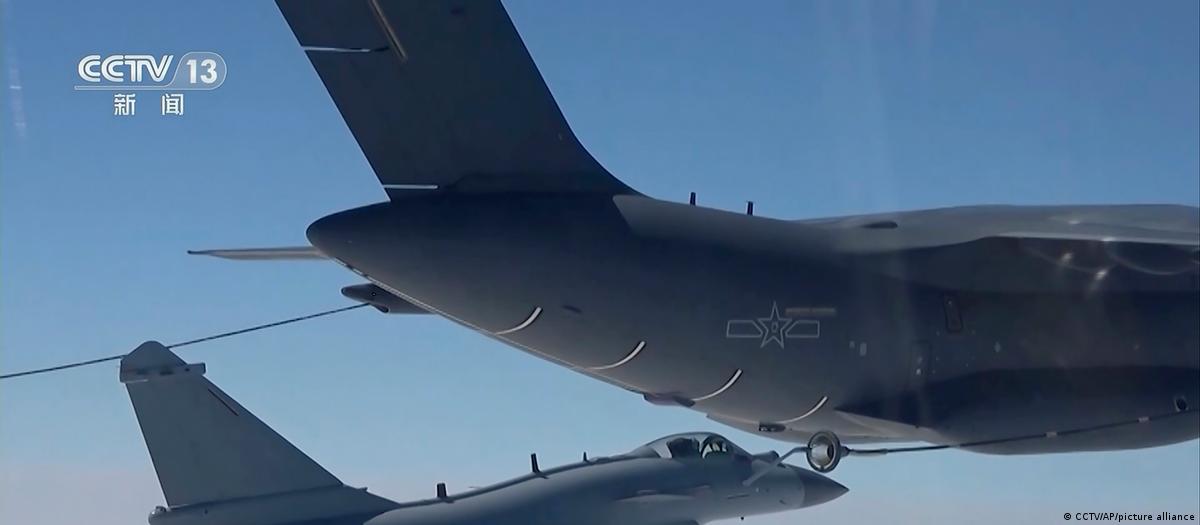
(120, 342), (399, 525)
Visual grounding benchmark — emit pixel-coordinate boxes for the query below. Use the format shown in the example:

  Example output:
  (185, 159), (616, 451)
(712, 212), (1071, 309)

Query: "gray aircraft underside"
(121, 342), (846, 525)
(193, 0), (1199, 461)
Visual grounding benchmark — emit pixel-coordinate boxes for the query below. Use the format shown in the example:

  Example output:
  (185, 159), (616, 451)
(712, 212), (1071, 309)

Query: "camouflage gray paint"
(122, 342), (846, 525)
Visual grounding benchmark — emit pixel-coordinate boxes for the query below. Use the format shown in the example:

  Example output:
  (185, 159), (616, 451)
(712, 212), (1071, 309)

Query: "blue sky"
(1, 1), (1197, 524)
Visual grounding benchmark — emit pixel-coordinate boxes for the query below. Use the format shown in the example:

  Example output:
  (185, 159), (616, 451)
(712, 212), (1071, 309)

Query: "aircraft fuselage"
(308, 194), (1200, 452)
(368, 453), (829, 525)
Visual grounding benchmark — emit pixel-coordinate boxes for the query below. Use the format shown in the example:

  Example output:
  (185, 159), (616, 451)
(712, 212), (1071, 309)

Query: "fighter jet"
(120, 341), (847, 525)
(193, 0), (1199, 472)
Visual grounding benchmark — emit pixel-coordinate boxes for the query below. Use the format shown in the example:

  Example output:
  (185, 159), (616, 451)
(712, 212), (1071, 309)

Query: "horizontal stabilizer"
(187, 246), (326, 260)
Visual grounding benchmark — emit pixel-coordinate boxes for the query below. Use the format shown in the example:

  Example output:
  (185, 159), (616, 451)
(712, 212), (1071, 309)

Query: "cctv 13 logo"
(76, 52), (226, 90)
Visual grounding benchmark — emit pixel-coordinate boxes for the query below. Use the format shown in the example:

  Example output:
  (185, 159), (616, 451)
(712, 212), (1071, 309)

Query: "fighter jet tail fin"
(121, 342), (397, 523)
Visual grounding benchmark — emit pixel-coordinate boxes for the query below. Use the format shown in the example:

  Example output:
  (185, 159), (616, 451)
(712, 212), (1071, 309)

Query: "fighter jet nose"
(796, 468), (848, 507)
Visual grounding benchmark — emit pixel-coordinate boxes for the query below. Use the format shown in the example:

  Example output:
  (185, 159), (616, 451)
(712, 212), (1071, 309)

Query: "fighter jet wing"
(275, 0), (634, 198)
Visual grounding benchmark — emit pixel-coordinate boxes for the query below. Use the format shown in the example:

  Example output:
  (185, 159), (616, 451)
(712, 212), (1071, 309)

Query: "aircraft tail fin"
(121, 342), (397, 524)
(275, 0), (636, 197)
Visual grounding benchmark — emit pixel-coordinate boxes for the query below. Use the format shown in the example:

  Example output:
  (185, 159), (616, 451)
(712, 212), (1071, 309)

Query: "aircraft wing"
(275, 0), (633, 197)
(800, 204), (1200, 252)
(801, 204), (1199, 292)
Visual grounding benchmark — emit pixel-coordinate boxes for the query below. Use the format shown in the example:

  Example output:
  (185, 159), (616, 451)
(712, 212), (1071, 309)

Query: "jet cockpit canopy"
(633, 432), (751, 461)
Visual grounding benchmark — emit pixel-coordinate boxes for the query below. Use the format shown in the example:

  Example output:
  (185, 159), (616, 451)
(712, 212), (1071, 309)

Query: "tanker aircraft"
(193, 0), (1199, 472)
